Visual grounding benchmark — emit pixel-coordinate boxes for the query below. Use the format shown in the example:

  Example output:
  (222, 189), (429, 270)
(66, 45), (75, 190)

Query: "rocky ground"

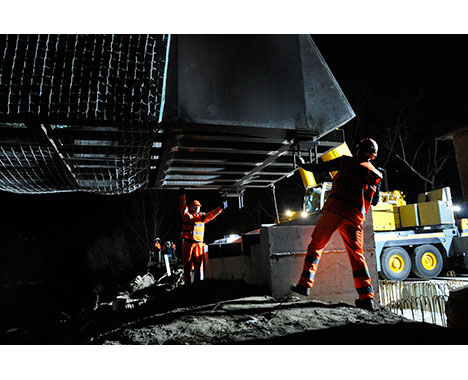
(1, 269), (466, 345)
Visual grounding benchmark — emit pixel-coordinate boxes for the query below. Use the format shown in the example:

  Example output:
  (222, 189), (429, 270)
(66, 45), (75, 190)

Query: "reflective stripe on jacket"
(179, 194), (223, 242)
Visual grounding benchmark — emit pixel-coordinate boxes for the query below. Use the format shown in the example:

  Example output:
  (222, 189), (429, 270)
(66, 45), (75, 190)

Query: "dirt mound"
(1, 280), (465, 344)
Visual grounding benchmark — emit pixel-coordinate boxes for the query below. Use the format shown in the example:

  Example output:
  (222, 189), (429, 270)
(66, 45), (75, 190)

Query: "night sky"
(314, 35), (468, 125)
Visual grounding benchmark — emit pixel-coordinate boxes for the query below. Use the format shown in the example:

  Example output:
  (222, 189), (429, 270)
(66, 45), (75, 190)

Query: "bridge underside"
(147, 122), (345, 193)
(0, 35), (354, 195)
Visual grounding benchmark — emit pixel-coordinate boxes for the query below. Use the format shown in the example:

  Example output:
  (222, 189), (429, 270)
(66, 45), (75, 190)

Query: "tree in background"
(343, 75), (458, 200)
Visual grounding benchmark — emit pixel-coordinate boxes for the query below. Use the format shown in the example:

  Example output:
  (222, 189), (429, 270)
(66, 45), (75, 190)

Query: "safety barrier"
(379, 274), (467, 327)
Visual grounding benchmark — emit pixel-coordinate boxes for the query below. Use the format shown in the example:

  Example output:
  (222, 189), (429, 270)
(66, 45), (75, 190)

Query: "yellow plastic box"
(418, 187), (451, 203)
(418, 201), (455, 226)
(459, 218), (468, 237)
(320, 142), (352, 179)
(393, 205), (401, 229)
(428, 187), (451, 202)
(371, 203), (396, 231)
(399, 204), (420, 228)
(461, 218), (468, 231)
(417, 192), (428, 203)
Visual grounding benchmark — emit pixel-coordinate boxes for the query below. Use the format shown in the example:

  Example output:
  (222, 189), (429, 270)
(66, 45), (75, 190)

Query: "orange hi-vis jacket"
(303, 156), (382, 225)
(179, 194), (223, 242)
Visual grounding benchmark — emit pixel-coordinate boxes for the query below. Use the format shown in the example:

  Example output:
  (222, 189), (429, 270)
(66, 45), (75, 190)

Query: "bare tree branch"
(395, 151), (434, 187)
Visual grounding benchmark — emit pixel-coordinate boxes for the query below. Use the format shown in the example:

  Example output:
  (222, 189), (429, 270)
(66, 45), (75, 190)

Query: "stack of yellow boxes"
(416, 187), (454, 226)
(372, 187), (455, 231)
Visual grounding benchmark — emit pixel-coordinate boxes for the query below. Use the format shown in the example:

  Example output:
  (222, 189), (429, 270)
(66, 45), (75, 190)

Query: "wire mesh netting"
(0, 34), (169, 194)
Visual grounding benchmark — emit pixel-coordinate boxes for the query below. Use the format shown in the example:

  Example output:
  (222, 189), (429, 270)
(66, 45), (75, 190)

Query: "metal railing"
(378, 275), (467, 327)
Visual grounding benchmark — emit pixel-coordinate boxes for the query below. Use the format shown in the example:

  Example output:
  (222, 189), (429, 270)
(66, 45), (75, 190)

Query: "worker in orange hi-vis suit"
(291, 138), (383, 311)
(179, 191), (226, 285)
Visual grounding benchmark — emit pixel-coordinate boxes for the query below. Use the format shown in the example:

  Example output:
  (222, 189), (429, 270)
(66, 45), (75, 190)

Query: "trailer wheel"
(381, 247), (411, 281)
(412, 244), (443, 279)
(381, 247), (412, 281)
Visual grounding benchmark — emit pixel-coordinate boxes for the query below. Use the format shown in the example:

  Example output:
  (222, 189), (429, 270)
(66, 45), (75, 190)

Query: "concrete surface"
(205, 212), (379, 305)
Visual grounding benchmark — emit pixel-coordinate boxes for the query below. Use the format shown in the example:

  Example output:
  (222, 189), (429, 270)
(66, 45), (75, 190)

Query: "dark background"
(1, 35), (467, 323)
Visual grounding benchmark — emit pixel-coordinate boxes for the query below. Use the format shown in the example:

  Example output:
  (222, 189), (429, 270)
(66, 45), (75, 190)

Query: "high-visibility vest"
(179, 195), (223, 242)
(323, 156), (382, 225)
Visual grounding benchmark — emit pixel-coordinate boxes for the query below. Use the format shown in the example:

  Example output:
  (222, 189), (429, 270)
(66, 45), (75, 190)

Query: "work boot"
(290, 284), (310, 297)
(355, 297), (375, 311)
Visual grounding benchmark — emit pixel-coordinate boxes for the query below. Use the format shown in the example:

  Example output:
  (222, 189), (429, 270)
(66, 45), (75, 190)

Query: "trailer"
(373, 214), (468, 281)
(375, 226), (461, 280)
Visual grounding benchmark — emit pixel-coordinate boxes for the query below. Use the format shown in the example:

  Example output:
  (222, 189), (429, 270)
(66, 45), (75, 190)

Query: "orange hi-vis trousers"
(297, 210), (374, 301)
(182, 240), (204, 285)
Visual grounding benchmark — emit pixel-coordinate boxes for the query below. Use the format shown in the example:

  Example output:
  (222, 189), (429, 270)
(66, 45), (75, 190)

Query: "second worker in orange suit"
(291, 138), (383, 311)
(179, 191), (227, 285)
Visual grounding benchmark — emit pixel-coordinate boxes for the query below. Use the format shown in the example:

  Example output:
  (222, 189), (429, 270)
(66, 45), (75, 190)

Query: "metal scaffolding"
(0, 34), (168, 194)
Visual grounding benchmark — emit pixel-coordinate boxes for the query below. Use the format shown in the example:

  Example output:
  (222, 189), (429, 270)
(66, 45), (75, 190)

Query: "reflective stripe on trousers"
(298, 210), (374, 300)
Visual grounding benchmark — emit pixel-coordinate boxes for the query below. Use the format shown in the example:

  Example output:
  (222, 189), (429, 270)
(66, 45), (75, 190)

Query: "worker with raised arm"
(291, 138), (383, 311)
(179, 190), (227, 285)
